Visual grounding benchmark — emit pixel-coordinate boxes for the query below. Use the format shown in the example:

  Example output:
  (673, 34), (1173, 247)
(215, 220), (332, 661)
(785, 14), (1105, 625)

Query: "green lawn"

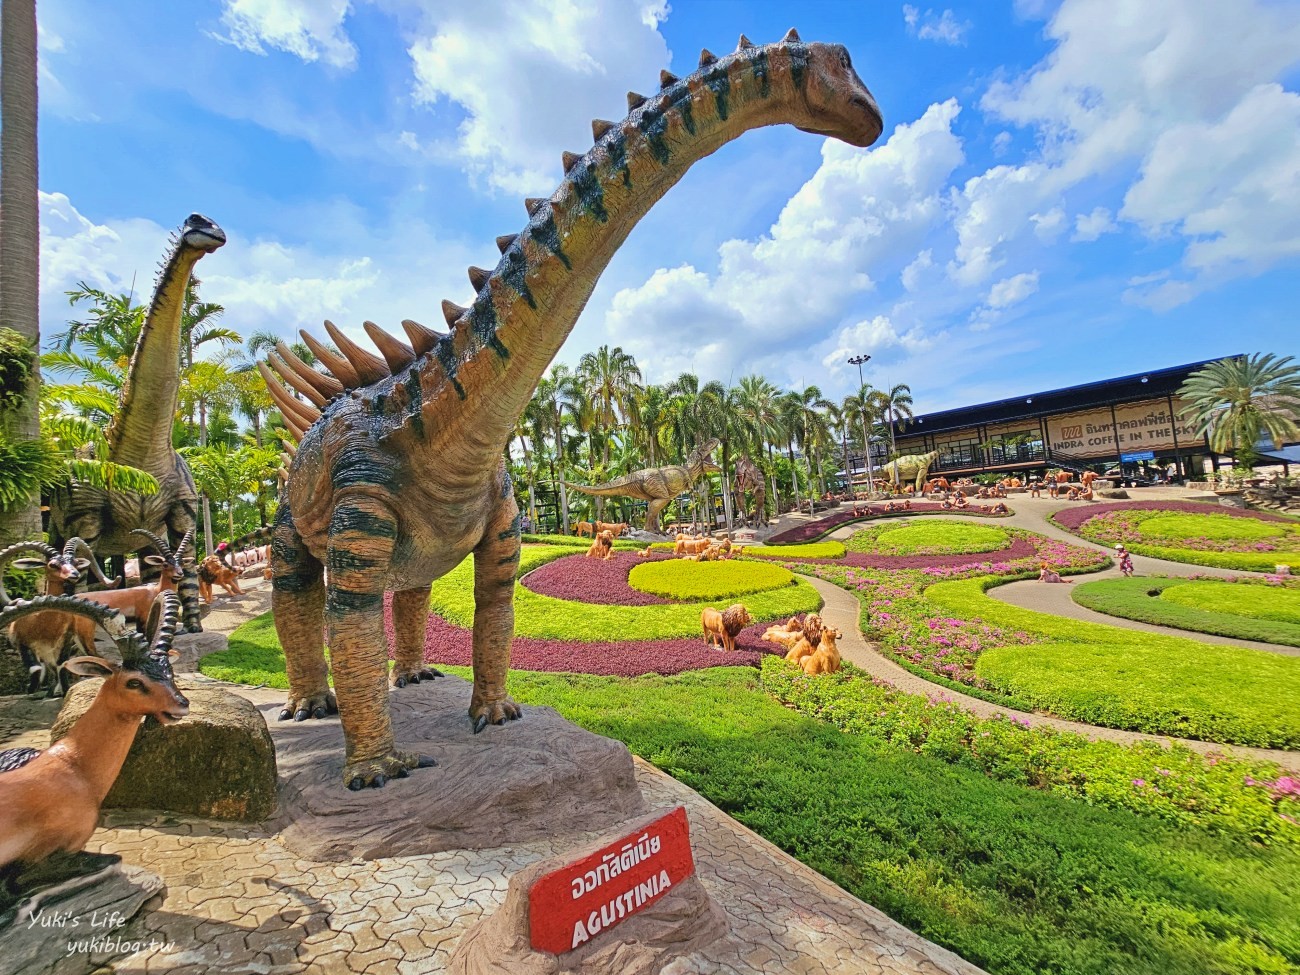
(496, 666), (1299, 975)
(627, 559), (795, 600)
(1138, 513), (1287, 542)
(924, 577), (1300, 747)
(1073, 578), (1300, 647)
(855, 520), (1010, 555)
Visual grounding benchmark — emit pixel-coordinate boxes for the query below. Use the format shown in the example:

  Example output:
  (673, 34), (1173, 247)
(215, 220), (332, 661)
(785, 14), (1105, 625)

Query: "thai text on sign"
(528, 806), (695, 954)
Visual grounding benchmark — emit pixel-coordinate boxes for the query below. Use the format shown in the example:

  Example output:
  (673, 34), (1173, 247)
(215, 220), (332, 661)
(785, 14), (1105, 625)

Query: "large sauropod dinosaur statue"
(48, 214), (226, 632)
(259, 31), (883, 790)
(564, 440), (721, 533)
(878, 449), (939, 492)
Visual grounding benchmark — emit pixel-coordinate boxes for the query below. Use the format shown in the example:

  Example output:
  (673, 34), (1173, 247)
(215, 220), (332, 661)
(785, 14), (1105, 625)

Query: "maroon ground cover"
(381, 600), (782, 677)
(765, 502), (1011, 544)
(521, 550), (673, 605)
(766, 536), (1038, 569)
(1051, 500), (1293, 533)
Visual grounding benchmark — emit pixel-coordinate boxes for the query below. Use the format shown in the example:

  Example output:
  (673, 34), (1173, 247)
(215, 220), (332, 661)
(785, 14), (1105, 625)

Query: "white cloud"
(986, 271), (1040, 308)
(900, 250), (934, 292)
(216, 0), (357, 69)
(1030, 207), (1065, 241)
(604, 100), (966, 384)
(821, 315), (934, 371)
(1072, 206), (1117, 242)
(992, 131), (1012, 156)
(903, 6), (971, 45)
(405, 0), (671, 194)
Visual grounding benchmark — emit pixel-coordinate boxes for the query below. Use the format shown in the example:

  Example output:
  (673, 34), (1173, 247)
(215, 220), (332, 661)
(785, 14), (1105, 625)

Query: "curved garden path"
(806, 574), (1300, 772)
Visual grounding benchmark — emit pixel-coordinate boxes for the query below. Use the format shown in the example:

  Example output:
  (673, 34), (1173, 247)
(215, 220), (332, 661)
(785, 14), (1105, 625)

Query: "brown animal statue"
(801, 626), (843, 675)
(1080, 470), (1097, 488)
(701, 604), (753, 653)
(638, 546), (653, 557)
(254, 31), (883, 790)
(0, 592), (188, 871)
(585, 530), (615, 560)
(0, 539), (120, 697)
(594, 520), (628, 538)
(674, 534), (711, 557)
(761, 616), (804, 650)
(77, 529), (193, 633)
(573, 521), (595, 539)
(198, 554), (244, 603)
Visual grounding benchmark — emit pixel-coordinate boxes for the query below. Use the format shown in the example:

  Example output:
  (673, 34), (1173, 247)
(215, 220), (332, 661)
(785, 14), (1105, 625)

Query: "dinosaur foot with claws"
(470, 697), (523, 735)
(279, 690), (338, 722)
(391, 666), (443, 689)
(345, 750), (437, 791)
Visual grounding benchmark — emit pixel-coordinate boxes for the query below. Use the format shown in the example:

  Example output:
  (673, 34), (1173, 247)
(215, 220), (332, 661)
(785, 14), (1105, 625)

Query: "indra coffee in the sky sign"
(528, 806), (696, 955)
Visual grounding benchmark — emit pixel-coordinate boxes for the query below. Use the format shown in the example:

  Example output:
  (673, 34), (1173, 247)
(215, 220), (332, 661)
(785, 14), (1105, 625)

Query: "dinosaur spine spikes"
(525, 198), (545, 216)
(441, 300), (469, 328)
(363, 321), (416, 372)
(659, 69), (678, 89)
(496, 234), (517, 254)
(562, 151), (583, 173)
(783, 27), (801, 42)
(468, 266), (491, 291)
(737, 34), (755, 50)
(324, 319), (390, 386)
(627, 91), (648, 111)
(299, 328), (360, 388)
(275, 340), (343, 398)
(257, 361), (322, 429)
(699, 48), (716, 66)
(591, 118), (616, 141)
(401, 319), (444, 355)
(268, 352), (327, 409)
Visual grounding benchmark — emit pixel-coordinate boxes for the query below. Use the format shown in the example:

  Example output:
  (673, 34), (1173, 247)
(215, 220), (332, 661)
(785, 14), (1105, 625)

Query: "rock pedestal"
(270, 674), (648, 860)
(449, 809), (727, 975)
(51, 683), (277, 821)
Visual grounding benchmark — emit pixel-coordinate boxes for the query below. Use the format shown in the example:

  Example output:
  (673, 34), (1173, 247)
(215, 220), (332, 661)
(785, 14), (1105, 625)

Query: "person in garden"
(1116, 544), (1135, 577)
(1038, 561), (1070, 584)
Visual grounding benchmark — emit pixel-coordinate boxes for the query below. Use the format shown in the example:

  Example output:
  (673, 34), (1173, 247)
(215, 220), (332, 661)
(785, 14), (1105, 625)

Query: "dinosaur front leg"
(271, 506), (334, 721)
(327, 496), (435, 790)
(469, 489), (523, 734)
(646, 498), (669, 534)
(391, 585), (442, 688)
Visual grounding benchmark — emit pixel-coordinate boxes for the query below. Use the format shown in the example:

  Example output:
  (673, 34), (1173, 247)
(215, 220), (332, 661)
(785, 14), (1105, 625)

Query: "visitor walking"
(1116, 544), (1134, 577)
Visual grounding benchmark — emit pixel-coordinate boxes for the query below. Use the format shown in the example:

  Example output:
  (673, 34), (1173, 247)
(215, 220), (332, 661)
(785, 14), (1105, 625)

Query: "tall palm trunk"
(552, 423), (570, 535)
(199, 398), (214, 553)
(0, 0), (42, 545)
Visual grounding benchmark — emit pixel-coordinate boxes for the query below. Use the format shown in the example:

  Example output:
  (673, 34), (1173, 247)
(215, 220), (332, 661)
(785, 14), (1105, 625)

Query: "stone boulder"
(449, 810), (727, 975)
(0, 635), (30, 695)
(51, 682), (276, 821)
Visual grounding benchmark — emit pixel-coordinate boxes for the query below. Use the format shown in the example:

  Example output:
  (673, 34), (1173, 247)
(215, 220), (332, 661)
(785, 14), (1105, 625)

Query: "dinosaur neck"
(413, 44), (815, 476)
(107, 244), (204, 471)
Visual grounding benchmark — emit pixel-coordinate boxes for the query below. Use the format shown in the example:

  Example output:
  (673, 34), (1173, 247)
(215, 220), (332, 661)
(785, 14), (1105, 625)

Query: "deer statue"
(0, 592), (188, 873)
(0, 539), (121, 697)
(77, 529), (195, 632)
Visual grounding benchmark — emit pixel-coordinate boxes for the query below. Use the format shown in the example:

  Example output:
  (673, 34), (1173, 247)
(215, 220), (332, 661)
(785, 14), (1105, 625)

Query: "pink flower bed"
(522, 551), (673, 605)
(766, 502), (1009, 544)
(1052, 500), (1293, 532)
(381, 598), (782, 677)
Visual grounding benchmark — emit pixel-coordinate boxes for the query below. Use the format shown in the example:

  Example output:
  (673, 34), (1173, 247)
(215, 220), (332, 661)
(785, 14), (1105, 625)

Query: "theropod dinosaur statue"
(879, 450), (939, 493)
(48, 214), (226, 632)
(565, 440), (721, 533)
(731, 455), (767, 527)
(259, 31), (883, 790)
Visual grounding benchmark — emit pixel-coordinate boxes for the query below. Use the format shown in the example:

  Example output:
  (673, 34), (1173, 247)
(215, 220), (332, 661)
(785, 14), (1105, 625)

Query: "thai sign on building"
(1046, 398), (1200, 460)
(528, 806), (695, 955)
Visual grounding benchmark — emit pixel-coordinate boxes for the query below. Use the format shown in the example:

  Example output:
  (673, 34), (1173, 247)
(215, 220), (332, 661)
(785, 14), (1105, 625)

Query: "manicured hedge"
(864, 521), (1010, 555)
(925, 577), (1300, 748)
(1072, 577), (1300, 647)
(741, 540), (847, 560)
(628, 558), (794, 600)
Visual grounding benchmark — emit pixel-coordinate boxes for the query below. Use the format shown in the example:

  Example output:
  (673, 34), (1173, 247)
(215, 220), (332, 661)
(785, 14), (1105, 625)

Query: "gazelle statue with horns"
(260, 31), (884, 791)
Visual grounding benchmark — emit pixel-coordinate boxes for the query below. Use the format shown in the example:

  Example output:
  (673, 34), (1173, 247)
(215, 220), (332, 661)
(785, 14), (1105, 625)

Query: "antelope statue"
(77, 530), (196, 632)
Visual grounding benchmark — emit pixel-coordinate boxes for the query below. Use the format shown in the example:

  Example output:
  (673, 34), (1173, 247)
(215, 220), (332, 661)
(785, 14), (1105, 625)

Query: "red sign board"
(528, 806), (695, 955)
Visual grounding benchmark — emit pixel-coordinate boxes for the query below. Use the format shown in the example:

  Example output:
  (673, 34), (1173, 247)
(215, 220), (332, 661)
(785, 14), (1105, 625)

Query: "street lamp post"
(848, 354), (874, 497)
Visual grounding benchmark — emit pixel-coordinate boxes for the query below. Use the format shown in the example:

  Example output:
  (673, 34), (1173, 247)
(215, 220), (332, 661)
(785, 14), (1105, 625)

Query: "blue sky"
(31, 0), (1300, 413)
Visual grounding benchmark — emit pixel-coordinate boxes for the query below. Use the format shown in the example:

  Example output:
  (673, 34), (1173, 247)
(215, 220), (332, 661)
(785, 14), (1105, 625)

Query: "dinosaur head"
(180, 213), (227, 254)
(690, 438), (723, 474)
(792, 41), (883, 148)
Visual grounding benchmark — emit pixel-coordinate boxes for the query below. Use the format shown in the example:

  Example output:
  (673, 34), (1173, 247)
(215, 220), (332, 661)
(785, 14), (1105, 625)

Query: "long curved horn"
(130, 528), (174, 560)
(0, 541), (60, 607)
(147, 591), (181, 654)
(65, 538), (120, 589)
(0, 594), (135, 650)
(174, 530), (195, 561)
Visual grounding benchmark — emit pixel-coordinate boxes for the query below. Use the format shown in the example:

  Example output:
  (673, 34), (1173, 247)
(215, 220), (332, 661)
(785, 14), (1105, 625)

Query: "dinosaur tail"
(221, 526), (274, 566)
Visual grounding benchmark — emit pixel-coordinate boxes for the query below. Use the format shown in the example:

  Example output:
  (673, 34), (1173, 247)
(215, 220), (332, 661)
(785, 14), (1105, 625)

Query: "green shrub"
(1161, 580), (1300, 624)
(628, 559), (794, 600)
(1073, 577), (1300, 647)
(743, 540), (846, 560)
(1140, 513), (1286, 541)
(923, 577), (1300, 747)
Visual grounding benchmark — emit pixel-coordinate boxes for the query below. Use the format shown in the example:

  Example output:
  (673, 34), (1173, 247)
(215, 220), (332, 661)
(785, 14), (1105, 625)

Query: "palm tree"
(737, 375), (784, 514)
(529, 364), (581, 534)
(179, 360), (237, 550)
(842, 386), (880, 496)
(698, 381), (746, 528)
(880, 382), (914, 462)
(0, 0), (43, 543)
(630, 384), (670, 468)
(792, 385), (834, 503)
(1177, 354), (1300, 470)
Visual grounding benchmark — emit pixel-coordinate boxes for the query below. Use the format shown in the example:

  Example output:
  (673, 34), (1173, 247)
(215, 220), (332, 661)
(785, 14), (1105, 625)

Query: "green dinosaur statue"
(878, 449), (939, 492)
(565, 440), (721, 533)
(48, 214), (226, 632)
(259, 31), (883, 790)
